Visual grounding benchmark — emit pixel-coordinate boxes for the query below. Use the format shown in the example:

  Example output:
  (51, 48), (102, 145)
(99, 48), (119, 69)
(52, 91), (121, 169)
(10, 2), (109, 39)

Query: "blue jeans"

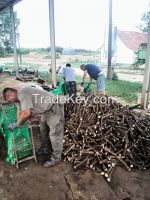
(96, 74), (105, 92)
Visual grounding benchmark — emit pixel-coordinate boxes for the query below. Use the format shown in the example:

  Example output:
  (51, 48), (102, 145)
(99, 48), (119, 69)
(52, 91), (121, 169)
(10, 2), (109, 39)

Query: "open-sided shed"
(0, 0), (57, 86)
(0, 0), (22, 76)
(0, 0), (150, 108)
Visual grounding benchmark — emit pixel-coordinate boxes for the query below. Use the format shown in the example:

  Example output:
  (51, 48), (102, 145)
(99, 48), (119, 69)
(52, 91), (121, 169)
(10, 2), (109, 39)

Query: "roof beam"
(0, 0), (22, 12)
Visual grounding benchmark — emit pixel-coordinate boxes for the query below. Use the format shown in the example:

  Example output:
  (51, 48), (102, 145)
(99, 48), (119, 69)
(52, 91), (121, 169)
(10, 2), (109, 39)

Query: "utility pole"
(48, 0), (56, 87)
(17, 32), (22, 64)
(141, 21), (150, 109)
(107, 0), (112, 80)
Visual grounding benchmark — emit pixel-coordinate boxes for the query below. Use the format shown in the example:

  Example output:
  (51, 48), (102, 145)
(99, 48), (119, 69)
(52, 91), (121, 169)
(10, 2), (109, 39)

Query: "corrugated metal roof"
(0, 0), (22, 12)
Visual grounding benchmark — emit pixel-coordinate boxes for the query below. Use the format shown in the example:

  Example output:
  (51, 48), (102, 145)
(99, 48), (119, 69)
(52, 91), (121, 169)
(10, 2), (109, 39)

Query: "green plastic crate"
(0, 105), (33, 165)
(0, 66), (3, 73)
(52, 80), (65, 96)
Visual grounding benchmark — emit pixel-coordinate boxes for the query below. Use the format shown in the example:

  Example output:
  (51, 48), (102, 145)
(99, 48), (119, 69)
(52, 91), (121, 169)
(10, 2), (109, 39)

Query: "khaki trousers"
(40, 104), (64, 160)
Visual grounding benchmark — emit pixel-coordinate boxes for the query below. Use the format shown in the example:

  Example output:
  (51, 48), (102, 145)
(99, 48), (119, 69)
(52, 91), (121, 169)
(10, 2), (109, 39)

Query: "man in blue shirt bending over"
(80, 64), (105, 95)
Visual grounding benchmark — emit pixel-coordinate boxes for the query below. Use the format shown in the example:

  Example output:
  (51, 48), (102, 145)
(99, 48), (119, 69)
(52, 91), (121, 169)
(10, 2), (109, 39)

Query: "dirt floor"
(0, 125), (150, 200)
(0, 54), (144, 83)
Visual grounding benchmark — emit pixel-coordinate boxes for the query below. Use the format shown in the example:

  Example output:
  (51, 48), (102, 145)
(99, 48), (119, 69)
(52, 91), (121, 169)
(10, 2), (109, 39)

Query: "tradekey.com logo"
(32, 94), (115, 105)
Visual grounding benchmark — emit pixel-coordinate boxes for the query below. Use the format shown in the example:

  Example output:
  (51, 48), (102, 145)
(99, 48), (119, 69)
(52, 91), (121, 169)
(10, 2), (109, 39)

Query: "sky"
(14, 0), (150, 50)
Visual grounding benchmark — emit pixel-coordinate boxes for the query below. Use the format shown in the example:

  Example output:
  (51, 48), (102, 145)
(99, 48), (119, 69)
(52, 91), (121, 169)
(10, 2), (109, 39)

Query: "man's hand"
(8, 122), (19, 131)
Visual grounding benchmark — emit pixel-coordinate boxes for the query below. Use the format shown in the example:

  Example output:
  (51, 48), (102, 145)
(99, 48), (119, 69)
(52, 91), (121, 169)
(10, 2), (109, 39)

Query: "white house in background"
(115, 30), (147, 64)
(62, 48), (76, 55)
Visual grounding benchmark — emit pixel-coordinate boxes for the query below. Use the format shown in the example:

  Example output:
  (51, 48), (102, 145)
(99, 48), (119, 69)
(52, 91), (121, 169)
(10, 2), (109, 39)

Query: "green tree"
(0, 10), (20, 57)
(56, 46), (63, 54)
(0, 47), (5, 57)
(138, 10), (150, 32)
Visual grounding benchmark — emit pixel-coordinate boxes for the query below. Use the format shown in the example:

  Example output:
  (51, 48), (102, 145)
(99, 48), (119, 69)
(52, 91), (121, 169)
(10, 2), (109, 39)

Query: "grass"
(75, 76), (142, 103)
(105, 80), (142, 103)
(35, 74), (143, 104)
(63, 61), (99, 68)
(3, 62), (143, 104)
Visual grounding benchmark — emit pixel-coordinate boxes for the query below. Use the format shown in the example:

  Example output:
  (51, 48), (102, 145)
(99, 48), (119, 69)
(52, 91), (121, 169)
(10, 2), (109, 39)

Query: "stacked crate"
(0, 105), (33, 165)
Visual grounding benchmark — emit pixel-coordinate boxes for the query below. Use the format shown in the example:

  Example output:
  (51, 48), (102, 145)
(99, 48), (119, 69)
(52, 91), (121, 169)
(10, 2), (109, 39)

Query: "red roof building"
(115, 30), (148, 64)
(117, 30), (147, 52)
